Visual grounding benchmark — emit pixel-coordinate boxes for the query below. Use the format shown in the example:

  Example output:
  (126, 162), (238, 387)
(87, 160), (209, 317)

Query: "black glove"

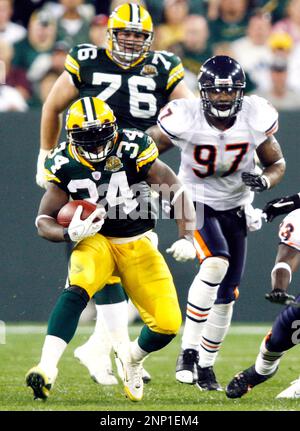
(265, 288), (296, 305)
(241, 172), (268, 193)
(262, 193), (300, 222)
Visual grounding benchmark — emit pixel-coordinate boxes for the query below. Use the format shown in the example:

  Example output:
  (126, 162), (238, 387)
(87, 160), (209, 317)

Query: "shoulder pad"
(246, 95), (279, 136)
(158, 99), (195, 139)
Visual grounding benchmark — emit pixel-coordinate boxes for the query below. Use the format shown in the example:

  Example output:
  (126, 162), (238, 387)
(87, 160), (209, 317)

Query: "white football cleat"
(74, 341), (118, 385)
(26, 365), (58, 400)
(115, 355), (151, 384)
(115, 341), (144, 402)
(276, 378), (300, 399)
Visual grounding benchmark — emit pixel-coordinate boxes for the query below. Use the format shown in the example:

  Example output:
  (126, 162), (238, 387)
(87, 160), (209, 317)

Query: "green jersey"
(65, 45), (184, 131)
(44, 129), (159, 238)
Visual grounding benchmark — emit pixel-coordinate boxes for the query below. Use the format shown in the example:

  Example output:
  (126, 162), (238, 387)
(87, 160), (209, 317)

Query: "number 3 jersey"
(158, 95), (279, 211)
(65, 45), (184, 131)
(44, 130), (159, 238)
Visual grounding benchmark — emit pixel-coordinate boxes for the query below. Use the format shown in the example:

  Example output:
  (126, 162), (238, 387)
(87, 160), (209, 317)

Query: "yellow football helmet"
(107, 2), (153, 68)
(66, 97), (117, 163)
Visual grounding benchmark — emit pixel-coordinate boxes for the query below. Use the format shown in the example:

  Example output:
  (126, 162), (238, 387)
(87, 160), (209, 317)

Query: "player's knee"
(199, 256), (229, 285)
(271, 262), (292, 284)
(63, 285), (90, 308)
(216, 285), (239, 304)
(155, 299), (182, 334)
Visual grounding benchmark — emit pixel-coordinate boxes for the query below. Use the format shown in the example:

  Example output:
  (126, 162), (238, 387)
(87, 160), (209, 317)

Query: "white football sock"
(181, 276), (219, 350)
(255, 339), (284, 376)
(130, 338), (148, 363)
(98, 301), (130, 351)
(39, 335), (67, 376)
(198, 302), (234, 368)
(86, 305), (112, 353)
(181, 257), (229, 351)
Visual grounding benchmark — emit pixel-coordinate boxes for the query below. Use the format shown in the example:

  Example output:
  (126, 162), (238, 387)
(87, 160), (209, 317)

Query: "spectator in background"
(0, 39), (32, 101)
(38, 69), (60, 104)
(231, 12), (272, 91)
(256, 56), (300, 110)
(13, 10), (57, 79)
(169, 15), (213, 93)
(272, 0), (300, 44)
(209, 0), (251, 46)
(0, 0), (26, 44)
(53, 0), (93, 47)
(11, 0), (49, 29)
(0, 60), (28, 111)
(28, 40), (69, 107)
(88, 14), (108, 47)
(153, 0), (189, 51)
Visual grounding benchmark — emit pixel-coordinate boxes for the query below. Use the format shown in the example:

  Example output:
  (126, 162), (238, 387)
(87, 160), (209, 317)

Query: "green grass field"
(1, 323), (300, 411)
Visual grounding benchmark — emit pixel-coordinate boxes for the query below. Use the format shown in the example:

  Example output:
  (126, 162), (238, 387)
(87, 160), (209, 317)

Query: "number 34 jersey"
(158, 95), (279, 211)
(65, 45), (184, 131)
(44, 129), (159, 238)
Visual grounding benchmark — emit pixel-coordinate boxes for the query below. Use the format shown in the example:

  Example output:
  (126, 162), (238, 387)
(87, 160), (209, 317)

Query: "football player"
(35, 2), (195, 385)
(26, 96), (196, 402)
(226, 193), (300, 399)
(148, 55), (286, 391)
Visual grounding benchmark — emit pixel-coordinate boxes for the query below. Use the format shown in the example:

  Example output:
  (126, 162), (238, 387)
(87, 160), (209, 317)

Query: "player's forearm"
(173, 189), (196, 240)
(40, 103), (63, 151)
(36, 217), (66, 242)
(147, 125), (174, 154)
(261, 160), (286, 189)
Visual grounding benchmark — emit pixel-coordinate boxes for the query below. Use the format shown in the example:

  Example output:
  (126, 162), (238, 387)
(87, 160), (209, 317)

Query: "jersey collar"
(68, 143), (95, 170)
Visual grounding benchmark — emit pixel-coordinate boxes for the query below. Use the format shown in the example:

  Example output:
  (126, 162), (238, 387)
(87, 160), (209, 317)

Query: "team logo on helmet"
(104, 156), (123, 172)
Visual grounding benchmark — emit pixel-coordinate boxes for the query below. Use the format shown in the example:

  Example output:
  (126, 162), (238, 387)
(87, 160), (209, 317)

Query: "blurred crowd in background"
(2, 0), (300, 112)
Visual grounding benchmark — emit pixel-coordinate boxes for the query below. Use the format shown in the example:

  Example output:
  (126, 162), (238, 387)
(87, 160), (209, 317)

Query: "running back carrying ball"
(57, 200), (98, 227)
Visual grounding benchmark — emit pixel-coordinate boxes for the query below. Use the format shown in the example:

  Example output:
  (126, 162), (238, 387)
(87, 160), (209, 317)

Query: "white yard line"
(4, 324), (272, 336)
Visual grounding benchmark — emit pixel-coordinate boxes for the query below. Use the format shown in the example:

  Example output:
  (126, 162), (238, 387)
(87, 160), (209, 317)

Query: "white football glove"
(36, 149), (50, 189)
(68, 205), (105, 242)
(244, 203), (263, 232)
(166, 238), (196, 262)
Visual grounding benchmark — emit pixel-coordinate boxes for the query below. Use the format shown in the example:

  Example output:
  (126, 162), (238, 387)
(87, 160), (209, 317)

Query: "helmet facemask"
(69, 121), (117, 163)
(200, 85), (244, 119)
(108, 27), (153, 67)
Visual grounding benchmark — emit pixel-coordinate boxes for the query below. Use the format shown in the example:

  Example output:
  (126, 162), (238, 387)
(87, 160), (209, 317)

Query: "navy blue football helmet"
(198, 56), (246, 119)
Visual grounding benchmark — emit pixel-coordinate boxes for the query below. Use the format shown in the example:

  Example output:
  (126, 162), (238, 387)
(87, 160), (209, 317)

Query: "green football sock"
(93, 282), (128, 304)
(138, 325), (176, 353)
(47, 288), (88, 343)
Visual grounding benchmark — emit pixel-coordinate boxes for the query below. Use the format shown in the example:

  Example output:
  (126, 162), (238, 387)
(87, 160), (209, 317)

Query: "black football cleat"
(226, 365), (277, 399)
(196, 365), (223, 391)
(175, 349), (199, 384)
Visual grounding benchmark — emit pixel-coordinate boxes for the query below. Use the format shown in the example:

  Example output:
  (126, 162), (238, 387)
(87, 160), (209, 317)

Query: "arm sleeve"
(248, 95), (279, 146)
(157, 99), (190, 147)
(164, 52), (185, 95)
(136, 135), (159, 179)
(64, 46), (82, 88)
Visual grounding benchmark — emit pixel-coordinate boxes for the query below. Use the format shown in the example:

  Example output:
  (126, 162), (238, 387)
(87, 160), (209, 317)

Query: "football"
(57, 200), (98, 228)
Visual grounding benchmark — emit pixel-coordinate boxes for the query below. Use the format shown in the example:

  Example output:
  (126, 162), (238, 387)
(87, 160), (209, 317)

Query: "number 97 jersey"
(278, 209), (300, 251)
(158, 95), (279, 211)
(65, 45), (184, 131)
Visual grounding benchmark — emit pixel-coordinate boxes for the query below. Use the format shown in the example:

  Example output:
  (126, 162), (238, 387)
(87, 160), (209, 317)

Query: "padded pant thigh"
(115, 237), (182, 335)
(68, 234), (116, 299)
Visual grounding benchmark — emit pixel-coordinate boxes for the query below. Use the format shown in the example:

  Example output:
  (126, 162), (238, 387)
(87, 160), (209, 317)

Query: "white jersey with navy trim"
(279, 209), (300, 251)
(158, 95), (278, 211)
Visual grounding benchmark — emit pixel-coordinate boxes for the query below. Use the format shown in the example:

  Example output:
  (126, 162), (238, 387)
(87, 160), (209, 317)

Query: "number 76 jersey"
(158, 95), (279, 211)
